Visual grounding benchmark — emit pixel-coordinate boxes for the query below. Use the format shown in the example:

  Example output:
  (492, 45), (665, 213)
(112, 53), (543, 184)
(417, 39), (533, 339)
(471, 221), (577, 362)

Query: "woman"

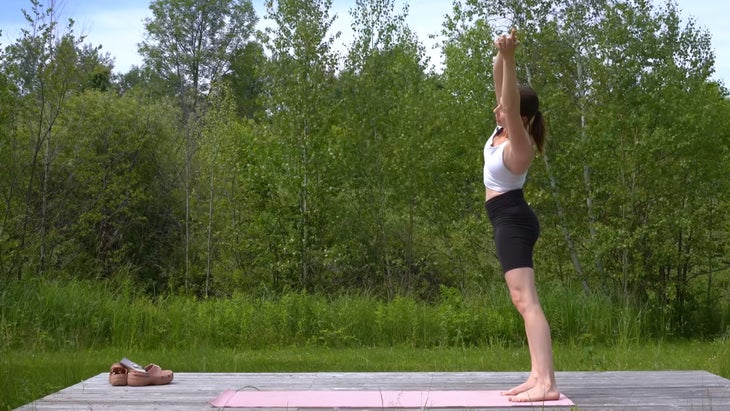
(483, 28), (560, 403)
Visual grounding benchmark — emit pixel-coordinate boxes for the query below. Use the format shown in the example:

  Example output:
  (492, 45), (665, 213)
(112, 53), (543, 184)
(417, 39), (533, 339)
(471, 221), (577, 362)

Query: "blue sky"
(1, 0), (729, 84)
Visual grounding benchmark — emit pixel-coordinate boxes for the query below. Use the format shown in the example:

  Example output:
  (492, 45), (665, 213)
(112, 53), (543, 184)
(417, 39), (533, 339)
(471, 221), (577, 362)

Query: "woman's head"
(519, 85), (545, 153)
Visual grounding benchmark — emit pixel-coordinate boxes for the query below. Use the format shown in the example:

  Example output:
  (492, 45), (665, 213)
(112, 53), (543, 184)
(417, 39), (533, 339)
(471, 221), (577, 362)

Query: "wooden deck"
(15, 370), (730, 410)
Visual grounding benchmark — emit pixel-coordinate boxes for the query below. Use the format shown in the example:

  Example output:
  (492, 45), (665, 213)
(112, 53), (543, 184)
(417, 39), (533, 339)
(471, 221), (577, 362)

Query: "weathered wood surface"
(15, 370), (730, 410)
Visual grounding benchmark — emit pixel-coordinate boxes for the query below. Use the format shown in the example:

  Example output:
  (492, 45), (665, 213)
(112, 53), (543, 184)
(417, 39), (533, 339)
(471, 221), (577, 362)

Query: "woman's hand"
(495, 28), (520, 56)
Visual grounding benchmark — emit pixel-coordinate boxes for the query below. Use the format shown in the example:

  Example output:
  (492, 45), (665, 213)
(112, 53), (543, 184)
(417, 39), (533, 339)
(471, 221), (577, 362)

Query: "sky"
(1, 0), (729, 84)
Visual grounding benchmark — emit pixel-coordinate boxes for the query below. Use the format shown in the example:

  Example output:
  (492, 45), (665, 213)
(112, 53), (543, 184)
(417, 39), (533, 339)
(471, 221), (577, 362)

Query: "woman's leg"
(503, 267), (559, 402)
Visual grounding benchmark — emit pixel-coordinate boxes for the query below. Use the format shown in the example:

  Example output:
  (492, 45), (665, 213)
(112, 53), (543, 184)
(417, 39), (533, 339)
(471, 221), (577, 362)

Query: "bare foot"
(500, 375), (536, 396)
(508, 385), (561, 403)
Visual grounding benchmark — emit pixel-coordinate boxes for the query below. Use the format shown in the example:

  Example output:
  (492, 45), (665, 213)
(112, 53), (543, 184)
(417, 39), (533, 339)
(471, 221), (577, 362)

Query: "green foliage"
(0, 65), (18, 276)
(2, 279), (712, 352)
(225, 41), (267, 118)
(259, 0), (343, 291)
(140, 0), (257, 97)
(53, 91), (182, 286)
(0, 0), (108, 280)
(0, 0), (728, 340)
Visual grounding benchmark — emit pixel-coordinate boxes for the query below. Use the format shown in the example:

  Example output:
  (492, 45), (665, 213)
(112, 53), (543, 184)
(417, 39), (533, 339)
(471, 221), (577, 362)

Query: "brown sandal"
(127, 363), (174, 386)
(109, 363), (128, 386)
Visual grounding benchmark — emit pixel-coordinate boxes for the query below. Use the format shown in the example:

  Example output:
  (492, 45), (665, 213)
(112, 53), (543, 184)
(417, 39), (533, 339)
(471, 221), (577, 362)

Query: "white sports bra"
(483, 126), (527, 192)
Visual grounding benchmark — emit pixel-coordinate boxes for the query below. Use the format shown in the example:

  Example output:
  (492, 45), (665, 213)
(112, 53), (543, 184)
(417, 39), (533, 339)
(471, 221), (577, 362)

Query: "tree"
(139, 0), (258, 292)
(514, 0), (728, 336)
(140, 0), (257, 102)
(338, 0), (447, 296)
(53, 91), (182, 288)
(261, 0), (340, 291)
(197, 84), (250, 296)
(77, 43), (114, 92)
(2, 0), (85, 279)
(224, 40), (267, 119)
(0, 38), (18, 279)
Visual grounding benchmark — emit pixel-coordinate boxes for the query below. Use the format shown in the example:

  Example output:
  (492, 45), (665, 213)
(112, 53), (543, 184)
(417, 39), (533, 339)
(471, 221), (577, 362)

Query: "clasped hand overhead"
(495, 28), (520, 55)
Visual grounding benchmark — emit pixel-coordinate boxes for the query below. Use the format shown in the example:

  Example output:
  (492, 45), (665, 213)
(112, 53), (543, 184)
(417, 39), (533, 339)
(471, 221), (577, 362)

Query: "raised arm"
(496, 29), (535, 174)
(493, 50), (503, 106)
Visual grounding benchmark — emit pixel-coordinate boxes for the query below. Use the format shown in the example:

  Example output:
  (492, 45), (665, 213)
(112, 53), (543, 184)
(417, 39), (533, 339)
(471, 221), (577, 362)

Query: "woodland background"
(1, 0), (729, 339)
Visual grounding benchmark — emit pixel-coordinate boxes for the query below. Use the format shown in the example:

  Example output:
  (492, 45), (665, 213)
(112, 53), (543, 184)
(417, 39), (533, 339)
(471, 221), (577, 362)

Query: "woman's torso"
(483, 127), (527, 200)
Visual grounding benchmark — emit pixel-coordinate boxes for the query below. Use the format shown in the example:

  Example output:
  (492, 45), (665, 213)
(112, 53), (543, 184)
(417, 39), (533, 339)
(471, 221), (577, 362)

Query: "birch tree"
(139, 0), (257, 292)
(262, 0), (340, 290)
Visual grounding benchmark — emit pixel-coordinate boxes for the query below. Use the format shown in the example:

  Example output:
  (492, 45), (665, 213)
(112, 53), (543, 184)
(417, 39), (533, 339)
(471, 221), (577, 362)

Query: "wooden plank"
(14, 371), (730, 410)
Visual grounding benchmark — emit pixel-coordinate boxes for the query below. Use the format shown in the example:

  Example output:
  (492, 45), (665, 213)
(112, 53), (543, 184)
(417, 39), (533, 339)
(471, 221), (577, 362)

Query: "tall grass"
(1, 278), (671, 351)
(1, 278), (729, 410)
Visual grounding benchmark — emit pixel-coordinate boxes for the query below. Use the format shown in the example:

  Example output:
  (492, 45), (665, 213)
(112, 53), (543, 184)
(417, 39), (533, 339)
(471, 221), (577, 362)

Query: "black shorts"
(484, 189), (540, 273)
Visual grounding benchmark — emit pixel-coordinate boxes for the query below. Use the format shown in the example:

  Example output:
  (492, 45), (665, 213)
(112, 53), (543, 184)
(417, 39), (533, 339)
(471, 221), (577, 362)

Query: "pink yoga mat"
(209, 390), (574, 408)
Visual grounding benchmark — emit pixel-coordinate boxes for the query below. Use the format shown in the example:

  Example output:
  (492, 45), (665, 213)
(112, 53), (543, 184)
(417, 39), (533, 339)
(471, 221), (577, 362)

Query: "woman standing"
(483, 28), (559, 403)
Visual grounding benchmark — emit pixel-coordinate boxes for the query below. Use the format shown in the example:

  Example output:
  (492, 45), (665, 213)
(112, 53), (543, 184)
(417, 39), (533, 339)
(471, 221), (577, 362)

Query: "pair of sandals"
(109, 357), (174, 386)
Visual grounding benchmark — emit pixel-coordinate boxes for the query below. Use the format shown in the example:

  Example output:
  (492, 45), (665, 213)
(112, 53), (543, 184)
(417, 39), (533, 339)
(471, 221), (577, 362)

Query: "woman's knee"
(509, 288), (538, 315)
(505, 269), (540, 314)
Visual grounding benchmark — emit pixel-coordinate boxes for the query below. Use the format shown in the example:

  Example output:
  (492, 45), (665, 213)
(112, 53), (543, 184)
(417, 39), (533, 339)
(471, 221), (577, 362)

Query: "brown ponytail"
(530, 110), (545, 153)
(519, 85), (546, 153)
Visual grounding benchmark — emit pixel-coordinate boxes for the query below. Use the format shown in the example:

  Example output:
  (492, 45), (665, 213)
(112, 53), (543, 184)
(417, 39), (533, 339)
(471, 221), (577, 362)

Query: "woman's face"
(493, 102), (505, 127)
